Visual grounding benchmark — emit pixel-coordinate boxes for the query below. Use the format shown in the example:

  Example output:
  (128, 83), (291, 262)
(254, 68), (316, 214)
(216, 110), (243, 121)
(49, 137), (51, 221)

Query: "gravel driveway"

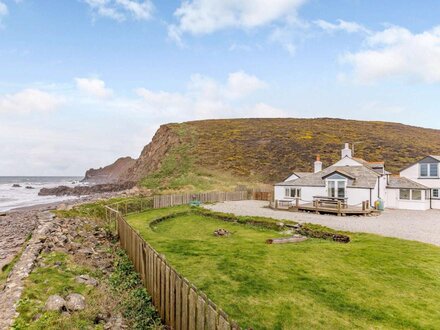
(204, 200), (440, 247)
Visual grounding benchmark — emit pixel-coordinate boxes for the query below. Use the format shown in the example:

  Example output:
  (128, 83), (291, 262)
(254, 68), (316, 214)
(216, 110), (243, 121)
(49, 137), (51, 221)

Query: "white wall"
(333, 157), (363, 167)
(346, 188), (371, 206)
(274, 185), (325, 204)
(401, 164), (440, 188)
(432, 199), (440, 209)
(284, 173), (299, 182)
(274, 185), (371, 206)
(401, 163), (440, 209)
(386, 189), (430, 211)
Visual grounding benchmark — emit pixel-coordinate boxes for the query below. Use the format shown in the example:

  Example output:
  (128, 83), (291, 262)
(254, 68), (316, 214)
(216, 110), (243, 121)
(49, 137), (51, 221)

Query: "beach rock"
(44, 295), (66, 312)
(38, 182), (136, 197)
(25, 186), (35, 189)
(65, 293), (86, 311)
(12, 184), (21, 188)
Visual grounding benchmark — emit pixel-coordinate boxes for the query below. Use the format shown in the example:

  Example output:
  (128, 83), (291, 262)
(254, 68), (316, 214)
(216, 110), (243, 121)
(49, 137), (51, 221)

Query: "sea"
(0, 176), (84, 212)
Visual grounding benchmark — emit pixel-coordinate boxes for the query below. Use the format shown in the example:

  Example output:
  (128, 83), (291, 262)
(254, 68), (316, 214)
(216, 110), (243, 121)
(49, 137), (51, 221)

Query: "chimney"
(341, 143), (352, 159)
(314, 155), (322, 173)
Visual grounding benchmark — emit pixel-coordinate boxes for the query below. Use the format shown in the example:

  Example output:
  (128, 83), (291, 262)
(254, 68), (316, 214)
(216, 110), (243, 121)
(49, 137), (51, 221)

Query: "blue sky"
(1, 0), (440, 175)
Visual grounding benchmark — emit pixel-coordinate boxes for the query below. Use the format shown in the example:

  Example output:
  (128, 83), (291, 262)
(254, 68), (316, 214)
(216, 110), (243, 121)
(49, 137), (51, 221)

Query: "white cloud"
(84, 0), (154, 22)
(75, 77), (113, 98)
(169, 0), (307, 40)
(226, 71), (267, 98)
(269, 26), (297, 55)
(342, 26), (440, 83)
(135, 71), (286, 120)
(314, 19), (369, 34)
(0, 89), (63, 113)
(0, 1), (7, 16)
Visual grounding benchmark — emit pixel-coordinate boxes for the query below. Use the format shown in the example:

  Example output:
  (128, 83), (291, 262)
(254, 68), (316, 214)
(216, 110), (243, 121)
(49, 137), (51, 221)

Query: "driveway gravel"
(204, 200), (440, 247)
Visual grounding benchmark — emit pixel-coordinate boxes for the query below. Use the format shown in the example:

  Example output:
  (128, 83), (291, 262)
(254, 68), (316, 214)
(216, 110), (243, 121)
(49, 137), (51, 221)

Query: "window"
(412, 190), (422, 200)
(327, 180), (346, 198)
(400, 189), (410, 200)
(431, 164), (439, 177)
(285, 188), (301, 198)
(337, 181), (346, 198)
(433, 189), (439, 199)
(420, 163), (439, 177)
(400, 189), (424, 200)
(420, 164), (428, 177)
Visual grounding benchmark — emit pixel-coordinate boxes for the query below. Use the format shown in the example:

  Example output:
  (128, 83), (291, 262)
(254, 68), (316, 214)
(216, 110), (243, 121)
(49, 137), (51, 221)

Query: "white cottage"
(274, 144), (438, 211)
(398, 156), (440, 210)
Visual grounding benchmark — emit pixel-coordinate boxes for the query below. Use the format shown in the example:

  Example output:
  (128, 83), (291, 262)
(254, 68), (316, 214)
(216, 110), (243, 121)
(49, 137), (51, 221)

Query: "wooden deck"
(296, 202), (374, 216)
(271, 199), (375, 216)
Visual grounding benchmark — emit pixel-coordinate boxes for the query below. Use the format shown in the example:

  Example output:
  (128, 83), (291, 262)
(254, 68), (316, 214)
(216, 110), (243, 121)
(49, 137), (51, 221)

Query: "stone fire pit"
(213, 228), (230, 237)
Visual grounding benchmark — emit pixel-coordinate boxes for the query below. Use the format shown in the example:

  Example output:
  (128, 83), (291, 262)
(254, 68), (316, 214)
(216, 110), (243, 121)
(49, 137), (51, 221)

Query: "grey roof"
(400, 155), (440, 171)
(387, 177), (429, 189)
(293, 172), (313, 178)
(276, 165), (380, 189)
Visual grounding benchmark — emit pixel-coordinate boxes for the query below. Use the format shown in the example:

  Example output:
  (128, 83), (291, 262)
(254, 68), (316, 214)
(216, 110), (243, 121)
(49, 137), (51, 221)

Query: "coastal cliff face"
(119, 124), (182, 182)
(83, 157), (136, 183)
(85, 118), (440, 191)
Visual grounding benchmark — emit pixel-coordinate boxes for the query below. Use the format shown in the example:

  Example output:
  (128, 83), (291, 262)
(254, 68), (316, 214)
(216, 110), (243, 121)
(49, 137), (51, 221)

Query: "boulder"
(65, 293), (86, 311)
(12, 184), (21, 188)
(44, 295), (66, 312)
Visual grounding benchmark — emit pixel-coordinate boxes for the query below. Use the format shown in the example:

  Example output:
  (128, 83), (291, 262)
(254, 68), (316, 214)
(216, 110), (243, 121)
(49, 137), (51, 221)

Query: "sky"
(1, 0), (440, 176)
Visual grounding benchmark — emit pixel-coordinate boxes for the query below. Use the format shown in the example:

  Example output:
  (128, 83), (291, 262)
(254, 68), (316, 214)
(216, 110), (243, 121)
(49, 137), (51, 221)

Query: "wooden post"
(295, 197), (299, 210)
(337, 201), (341, 216)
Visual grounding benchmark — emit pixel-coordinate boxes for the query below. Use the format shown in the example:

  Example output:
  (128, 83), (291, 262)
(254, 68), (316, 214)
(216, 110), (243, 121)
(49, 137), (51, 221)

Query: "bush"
(109, 249), (161, 329)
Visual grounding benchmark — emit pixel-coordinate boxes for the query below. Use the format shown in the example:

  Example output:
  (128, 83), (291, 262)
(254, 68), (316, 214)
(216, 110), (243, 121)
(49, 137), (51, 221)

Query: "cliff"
(83, 156), (136, 183)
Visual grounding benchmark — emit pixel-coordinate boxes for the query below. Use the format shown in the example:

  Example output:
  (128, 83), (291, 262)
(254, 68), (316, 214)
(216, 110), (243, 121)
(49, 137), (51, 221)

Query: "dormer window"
(420, 163), (439, 178)
(323, 173), (349, 198)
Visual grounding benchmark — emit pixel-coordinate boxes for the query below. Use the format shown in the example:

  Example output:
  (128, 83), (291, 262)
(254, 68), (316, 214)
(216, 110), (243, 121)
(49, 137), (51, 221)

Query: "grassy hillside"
(134, 118), (440, 191)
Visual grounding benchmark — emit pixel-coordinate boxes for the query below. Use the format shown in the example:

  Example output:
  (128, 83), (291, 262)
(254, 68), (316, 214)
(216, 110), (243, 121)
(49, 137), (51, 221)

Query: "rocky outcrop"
(83, 157), (136, 183)
(38, 182), (136, 196)
(0, 212), (38, 272)
(0, 212), (56, 329)
(119, 124), (182, 182)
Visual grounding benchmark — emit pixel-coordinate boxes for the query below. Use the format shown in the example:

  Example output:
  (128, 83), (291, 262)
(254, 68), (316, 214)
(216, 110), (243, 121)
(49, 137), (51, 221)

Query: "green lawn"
(127, 207), (440, 330)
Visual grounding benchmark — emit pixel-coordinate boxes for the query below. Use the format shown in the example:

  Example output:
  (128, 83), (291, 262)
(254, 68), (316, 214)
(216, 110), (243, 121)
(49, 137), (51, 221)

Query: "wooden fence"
(153, 191), (247, 209)
(252, 191), (272, 201)
(108, 207), (240, 329)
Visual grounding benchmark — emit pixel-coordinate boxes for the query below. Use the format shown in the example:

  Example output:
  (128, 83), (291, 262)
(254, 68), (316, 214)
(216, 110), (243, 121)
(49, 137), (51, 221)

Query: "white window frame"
(432, 189), (439, 199)
(284, 188), (301, 199)
(399, 189), (424, 201)
(420, 163), (439, 178)
(412, 189), (422, 201)
(327, 179), (347, 198)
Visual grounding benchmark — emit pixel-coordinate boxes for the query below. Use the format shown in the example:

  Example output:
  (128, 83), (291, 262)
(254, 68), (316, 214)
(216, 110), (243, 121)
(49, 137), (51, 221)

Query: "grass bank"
(126, 206), (440, 329)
